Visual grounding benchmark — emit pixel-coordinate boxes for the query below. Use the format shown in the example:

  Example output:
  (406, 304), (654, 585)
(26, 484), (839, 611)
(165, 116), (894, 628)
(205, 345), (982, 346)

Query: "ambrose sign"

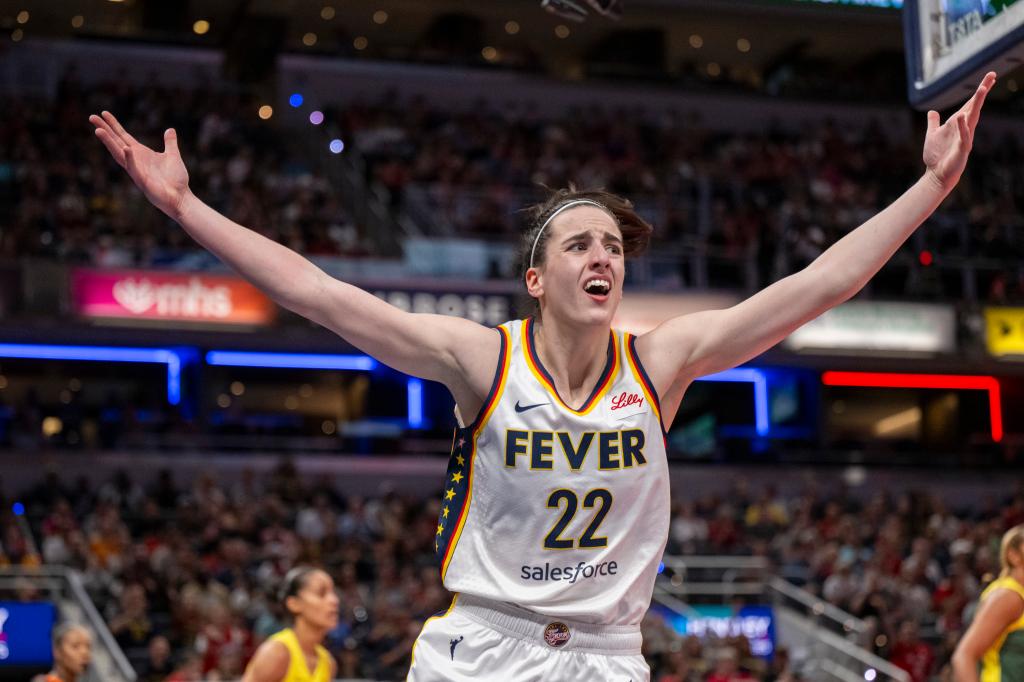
(71, 269), (276, 326)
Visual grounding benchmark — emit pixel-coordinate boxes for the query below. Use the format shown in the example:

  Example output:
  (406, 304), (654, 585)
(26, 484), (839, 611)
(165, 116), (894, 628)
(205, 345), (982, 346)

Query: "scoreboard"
(905, 0), (1024, 108)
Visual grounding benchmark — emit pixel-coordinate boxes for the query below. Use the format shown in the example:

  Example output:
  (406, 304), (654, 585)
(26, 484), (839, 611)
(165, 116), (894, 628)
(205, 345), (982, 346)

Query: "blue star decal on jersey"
(435, 426), (473, 562)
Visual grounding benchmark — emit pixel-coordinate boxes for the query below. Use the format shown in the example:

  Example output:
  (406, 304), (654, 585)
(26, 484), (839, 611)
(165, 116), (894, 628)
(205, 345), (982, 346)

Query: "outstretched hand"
(923, 71), (996, 192)
(89, 111), (191, 220)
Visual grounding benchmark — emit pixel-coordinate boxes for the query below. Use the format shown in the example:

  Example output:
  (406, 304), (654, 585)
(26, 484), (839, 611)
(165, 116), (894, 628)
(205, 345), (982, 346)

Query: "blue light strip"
(696, 368), (770, 436)
(205, 351), (378, 371)
(0, 344), (183, 405)
(407, 378), (424, 429)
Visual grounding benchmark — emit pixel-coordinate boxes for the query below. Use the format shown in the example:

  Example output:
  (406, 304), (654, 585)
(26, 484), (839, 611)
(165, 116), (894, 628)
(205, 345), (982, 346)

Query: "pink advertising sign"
(71, 268), (276, 325)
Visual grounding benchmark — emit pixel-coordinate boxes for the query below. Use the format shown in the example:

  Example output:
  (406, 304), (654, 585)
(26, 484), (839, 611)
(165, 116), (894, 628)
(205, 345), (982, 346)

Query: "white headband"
(528, 199), (612, 269)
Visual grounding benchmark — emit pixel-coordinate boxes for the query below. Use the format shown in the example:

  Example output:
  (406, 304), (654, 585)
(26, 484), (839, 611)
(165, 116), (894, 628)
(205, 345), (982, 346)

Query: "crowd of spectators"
(0, 67), (370, 271)
(340, 94), (1024, 298)
(4, 68), (1024, 301)
(0, 463), (1020, 681)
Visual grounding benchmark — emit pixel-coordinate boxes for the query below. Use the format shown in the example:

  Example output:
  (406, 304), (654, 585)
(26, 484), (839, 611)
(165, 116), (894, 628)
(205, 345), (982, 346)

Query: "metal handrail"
(0, 566), (136, 681)
(775, 607), (910, 682)
(768, 575), (868, 635)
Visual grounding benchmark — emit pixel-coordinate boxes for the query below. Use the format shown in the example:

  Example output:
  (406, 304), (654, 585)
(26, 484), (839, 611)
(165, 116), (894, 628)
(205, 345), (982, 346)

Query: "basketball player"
(241, 567), (338, 682)
(32, 624), (92, 682)
(953, 525), (1024, 681)
(90, 71), (995, 680)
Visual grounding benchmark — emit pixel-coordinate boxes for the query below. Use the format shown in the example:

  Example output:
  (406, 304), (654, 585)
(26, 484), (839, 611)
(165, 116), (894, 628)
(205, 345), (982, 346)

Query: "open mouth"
(583, 277), (611, 299)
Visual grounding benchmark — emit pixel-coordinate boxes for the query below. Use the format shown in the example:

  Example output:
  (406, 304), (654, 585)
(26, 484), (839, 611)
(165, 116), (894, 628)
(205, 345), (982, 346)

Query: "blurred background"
(0, 0), (1023, 680)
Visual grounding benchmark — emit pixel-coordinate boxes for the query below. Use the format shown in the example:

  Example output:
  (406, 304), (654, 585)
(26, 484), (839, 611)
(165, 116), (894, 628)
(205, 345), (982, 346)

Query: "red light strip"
(821, 371), (1003, 442)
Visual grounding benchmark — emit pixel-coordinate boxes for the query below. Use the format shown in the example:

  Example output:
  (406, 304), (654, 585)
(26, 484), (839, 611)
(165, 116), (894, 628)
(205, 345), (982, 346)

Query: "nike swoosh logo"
(515, 401), (550, 413)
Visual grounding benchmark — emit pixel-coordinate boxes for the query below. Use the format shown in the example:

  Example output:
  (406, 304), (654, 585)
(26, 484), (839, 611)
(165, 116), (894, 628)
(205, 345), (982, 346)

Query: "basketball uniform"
(979, 576), (1024, 682)
(267, 628), (331, 682)
(408, 318), (670, 681)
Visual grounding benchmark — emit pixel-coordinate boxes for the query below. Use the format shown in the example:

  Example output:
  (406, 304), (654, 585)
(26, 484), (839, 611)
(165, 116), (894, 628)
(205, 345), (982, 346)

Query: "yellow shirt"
(267, 628), (331, 682)
(980, 576), (1024, 682)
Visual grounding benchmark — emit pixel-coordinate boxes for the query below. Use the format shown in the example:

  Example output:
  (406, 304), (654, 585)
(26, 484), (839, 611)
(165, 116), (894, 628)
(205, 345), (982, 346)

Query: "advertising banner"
(784, 302), (955, 353)
(71, 268), (276, 326)
(985, 306), (1024, 357)
(0, 602), (56, 666)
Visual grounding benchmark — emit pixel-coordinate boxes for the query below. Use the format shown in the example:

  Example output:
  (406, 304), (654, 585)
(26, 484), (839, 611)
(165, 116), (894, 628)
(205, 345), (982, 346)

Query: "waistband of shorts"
(452, 594), (642, 655)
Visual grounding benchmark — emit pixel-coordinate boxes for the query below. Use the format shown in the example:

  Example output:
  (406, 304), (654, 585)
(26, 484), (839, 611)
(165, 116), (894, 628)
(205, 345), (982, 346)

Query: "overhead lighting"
(16, 11), (29, 24)
(481, 46), (498, 61)
(329, 139), (345, 154)
(822, 371), (1003, 441)
(353, 36), (368, 50)
(71, 15), (84, 28)
(373, 10), (389, 24)
(309, 110), (324, 125)
(689, 34), (703, 49)
(11, 29), (23, 42)
(258, 105), (273, 120)
(505, 20), (520, 35)
(192, 19), (210, 35)
(555, 24), (570, 39)
(302, 32), (318, 47)
(321, 6), (336, 20)
(289, 93), (304, 108)
(706, 62), (721, 77)
(737, 38), (751, 53)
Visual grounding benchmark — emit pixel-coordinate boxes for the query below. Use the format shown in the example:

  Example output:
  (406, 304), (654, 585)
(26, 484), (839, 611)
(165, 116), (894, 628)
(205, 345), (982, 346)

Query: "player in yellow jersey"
(241, 567), (338, 682)
(954, 525), (1024, 682)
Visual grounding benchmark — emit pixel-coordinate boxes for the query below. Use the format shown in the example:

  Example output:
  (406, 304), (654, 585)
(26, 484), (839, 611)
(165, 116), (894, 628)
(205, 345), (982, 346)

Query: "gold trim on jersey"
(521, 318), (619, 416)
(440, 325), (512, 580)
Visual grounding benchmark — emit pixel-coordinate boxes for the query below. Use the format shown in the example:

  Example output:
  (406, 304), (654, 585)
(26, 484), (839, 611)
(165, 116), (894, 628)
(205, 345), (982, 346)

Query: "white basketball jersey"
(435, 318), (670, 626)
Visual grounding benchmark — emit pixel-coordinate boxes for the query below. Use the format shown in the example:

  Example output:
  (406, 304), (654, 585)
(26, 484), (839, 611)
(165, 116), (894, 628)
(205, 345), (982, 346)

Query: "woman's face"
(288, 570), (340, 631)
(527, 206), (625, 328)
(56, 628), (93, 675)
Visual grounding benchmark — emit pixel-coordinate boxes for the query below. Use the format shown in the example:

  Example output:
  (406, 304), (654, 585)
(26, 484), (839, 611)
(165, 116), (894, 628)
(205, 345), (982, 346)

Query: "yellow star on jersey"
(442, 506), (450, 518)
(451, 471), (464, 484)
(456, 454), (465, 466)
(445, 488), (456, 501)
(436, 523), (444, 536)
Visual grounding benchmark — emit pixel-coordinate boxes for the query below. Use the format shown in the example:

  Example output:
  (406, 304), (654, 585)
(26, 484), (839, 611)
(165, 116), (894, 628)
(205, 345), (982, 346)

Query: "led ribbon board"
(204, 351), (427, 428)
(0, 344), (183, 405)
(696, 368), (770, 436)
(822, 371), (1003, 441)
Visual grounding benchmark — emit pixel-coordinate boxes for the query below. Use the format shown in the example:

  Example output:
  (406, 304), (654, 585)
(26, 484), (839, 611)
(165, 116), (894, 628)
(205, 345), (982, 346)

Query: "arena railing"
(656, 555), (909, 682)
(0, 565), (137, 682)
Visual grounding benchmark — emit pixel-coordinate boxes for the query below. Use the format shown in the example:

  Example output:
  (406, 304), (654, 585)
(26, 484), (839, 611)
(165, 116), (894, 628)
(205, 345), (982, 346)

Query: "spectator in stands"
(32, 623), (92, 682)
(888, 620), (934, 682)
(137, 634), (174, 682)
(704, 646), (754, 682)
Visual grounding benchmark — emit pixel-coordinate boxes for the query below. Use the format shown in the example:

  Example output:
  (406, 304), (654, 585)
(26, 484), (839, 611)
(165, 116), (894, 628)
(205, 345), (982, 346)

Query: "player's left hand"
(923, 71), (996, 192)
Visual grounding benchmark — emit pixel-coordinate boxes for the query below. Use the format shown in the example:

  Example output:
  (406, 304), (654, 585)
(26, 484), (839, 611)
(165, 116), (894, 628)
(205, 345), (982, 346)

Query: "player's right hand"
(89, 111), (192, 221)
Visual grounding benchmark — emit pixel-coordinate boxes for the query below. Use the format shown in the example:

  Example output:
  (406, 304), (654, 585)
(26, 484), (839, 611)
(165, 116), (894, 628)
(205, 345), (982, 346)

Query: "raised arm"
(89, 112), (497, 410)
(639, 72), (995, 388)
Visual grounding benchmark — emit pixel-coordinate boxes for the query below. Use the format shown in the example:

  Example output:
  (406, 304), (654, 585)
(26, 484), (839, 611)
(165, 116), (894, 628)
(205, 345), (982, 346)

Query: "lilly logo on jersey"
(543, 622), (571, 648)
(610, 391), (643, 411)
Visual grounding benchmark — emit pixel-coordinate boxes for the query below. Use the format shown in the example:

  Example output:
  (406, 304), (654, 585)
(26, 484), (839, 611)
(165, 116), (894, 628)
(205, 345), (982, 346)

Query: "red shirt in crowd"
(889, 641), (934, 682)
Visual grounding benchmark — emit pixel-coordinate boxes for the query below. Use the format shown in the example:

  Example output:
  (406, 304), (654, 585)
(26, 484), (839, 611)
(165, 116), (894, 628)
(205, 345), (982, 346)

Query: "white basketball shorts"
(406, 594), (650, 682)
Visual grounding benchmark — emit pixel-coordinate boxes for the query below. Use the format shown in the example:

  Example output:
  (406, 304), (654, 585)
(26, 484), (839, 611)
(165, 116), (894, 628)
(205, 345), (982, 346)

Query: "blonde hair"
(1000, 524), (1024, 577)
